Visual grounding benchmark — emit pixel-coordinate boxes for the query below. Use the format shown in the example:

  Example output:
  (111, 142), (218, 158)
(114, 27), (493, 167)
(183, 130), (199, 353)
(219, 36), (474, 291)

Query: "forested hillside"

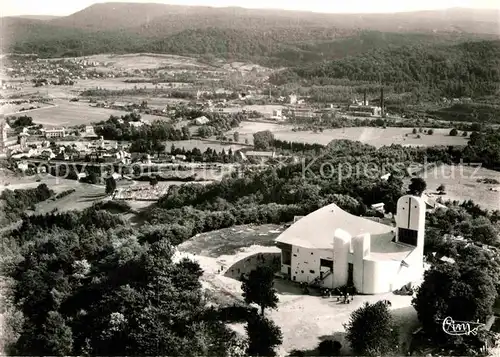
(5, 22), (494, 67)
(274, 40), (500, 98)
(9, 3), (500, 35)
(2, 3), (499, 64)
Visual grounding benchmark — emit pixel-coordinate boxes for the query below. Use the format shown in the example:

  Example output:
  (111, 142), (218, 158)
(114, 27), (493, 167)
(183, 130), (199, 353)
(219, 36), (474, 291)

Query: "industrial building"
(347, 103), (382, 117)
(346, 89), (385, 118)
(288, 107), (317, 120)
(44, 127), (66, 138)
(275, 195), (425, 294)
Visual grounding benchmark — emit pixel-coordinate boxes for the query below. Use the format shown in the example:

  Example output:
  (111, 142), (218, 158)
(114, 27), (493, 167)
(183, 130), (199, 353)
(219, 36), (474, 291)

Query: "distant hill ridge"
(17, 3), (500, 33)
(8, 15), (61, 21)
(1, 3), (499, 63)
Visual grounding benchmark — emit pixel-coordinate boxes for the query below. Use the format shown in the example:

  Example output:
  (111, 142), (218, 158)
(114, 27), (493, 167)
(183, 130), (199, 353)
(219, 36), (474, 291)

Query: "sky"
(2, 0), (500, 17)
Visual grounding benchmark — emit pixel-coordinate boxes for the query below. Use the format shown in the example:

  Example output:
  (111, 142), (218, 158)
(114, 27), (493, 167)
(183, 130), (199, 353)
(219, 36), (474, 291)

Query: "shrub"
(55, 189), (76, 200)
(318, 340), (342, 356)
(94, 200), (131, 213)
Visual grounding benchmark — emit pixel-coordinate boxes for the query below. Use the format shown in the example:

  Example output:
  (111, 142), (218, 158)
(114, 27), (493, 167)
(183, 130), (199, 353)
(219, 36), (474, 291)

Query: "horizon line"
(4, 2), (500, 18)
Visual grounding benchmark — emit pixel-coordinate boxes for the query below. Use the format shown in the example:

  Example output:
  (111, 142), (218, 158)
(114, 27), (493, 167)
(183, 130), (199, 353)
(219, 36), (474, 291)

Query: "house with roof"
(194, 116), (210, 125)
(275, 195), (426, 294)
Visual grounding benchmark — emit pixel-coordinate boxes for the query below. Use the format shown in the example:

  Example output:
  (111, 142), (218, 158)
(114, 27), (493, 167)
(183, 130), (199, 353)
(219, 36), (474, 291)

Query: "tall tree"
(412, 262), (497, 345)
(241, 266), (279, 315)
(105, 176), (117, 195)
(344, 300), (398, 356)
(408, 177), (427, 196)
(253, 130), (274, 150)
(40, 311), (74, 356)
(245, 314), (283, 356)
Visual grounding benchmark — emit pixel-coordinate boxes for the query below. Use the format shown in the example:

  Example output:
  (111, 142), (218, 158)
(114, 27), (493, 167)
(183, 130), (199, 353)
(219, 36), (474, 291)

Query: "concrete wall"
(225, 252), (281, 280)
(333, 229), (350, 288)
(319, 248), (334, 288)
(362, 259), (401, 294)
(352, 233), (370, 293)
(362, 254), (423, 294)
(290, 245), (333, 285)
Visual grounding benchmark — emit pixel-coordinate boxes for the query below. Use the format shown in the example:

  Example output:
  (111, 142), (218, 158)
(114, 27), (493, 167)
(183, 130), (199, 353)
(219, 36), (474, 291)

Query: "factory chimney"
(363, 89), (367, 106)
(380, 87), (385, 118)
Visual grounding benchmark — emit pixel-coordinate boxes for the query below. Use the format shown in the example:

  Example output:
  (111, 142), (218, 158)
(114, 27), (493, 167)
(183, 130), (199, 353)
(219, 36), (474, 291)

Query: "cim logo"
(441, 316), (485, 336)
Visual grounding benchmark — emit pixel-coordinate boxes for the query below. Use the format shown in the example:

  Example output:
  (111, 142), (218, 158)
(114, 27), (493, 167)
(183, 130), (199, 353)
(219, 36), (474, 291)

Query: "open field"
(176, 224), (417, 355)
(0, 174), (107, 214)
(0, 102), (54, 116)
(33, 182), (107, 214)
(21, 100), (166, 126)
(55, 53), (214, 71)
(229, 122), (469, 148)
(178, 224), (284, 257)
(165, 139), (249, 152)
(71, 78), (172, 90)
(419, 164), (500, 212)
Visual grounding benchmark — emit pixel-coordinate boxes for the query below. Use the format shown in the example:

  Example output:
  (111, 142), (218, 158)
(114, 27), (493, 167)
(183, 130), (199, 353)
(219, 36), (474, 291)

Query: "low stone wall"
(223, 252), (281, 281)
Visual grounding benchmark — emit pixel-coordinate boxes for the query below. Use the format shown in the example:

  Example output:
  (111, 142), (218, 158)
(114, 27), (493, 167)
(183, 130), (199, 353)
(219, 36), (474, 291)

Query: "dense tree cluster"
(0, 184), (53, 223)
(424, 200), (500, 252)
(412, 240), (500, 354)
(462, 129), (500, 169)
(253, 130), (275, 150)
(3, 207), (246, 356)
(274, 139), (324, 152)
(169, 145), (239, 163)
(194, 112), (243, 139)
(278, 40), (500, 98)
(94, 112), (242, 152)
(429, 103), (500, 124)
(95, 115), (182, 141)
(80, 88), (196, 99)
(7, 115), (35, 130)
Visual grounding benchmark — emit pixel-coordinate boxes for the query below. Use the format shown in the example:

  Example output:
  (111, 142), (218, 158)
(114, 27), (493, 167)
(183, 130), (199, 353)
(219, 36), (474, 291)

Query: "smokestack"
(363, 89), (367, 106)
(380, 87), (385, 118)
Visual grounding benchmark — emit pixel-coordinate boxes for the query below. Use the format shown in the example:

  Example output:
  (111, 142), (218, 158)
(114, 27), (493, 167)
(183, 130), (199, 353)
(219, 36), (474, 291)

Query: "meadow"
(45, 53), (211, 71)
(419, 164), (500, 212)
(0, 175), (107, 215)
(0, 102), (53, 116)
(229, 122), (469, 148)
(25, 100), (166, 126)
(71, 78), (170, 90)
(165, 139), (248, 153)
